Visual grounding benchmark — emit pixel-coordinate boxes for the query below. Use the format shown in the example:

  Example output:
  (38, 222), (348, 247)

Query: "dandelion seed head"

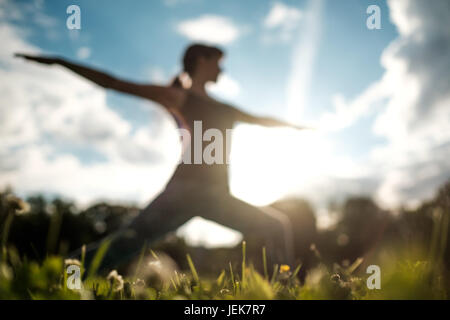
(133, 278), (146, 287)
(220, 288), (231, 295)
(131, 251), (179, 290)
(330, 273), (341, 283)
(5, 194), (31, 215)
(107, 269), (124, 292)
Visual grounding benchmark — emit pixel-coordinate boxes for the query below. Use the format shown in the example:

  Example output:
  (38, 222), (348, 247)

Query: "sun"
(228, 123), (330, 206)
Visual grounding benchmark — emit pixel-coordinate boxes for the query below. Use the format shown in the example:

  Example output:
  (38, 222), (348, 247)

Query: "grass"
(0, 237), (448, 300)
(0, 195), (449, 300)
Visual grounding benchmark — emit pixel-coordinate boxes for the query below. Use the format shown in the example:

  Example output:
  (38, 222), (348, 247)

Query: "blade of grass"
(27, 289), (36, 300)
(1, 212), (14, 261)
(262, 246), (268, 280)
(80, 244), (86, 278)
(150, 249), (159, 260)
(242, 241), (246, 286)
(87, 237), (111, 278)
(80, 244), (86, 268)
(63, 266), (68, 293)
(438, 211), (449, 263)
(347, 257), (364, 274)
(170, 277), (178, 290)
(291, 263), (302, 280)
(270, 264), (279, 285)
(186, 253), (199, 284)
(133, 241), (147, 280)
(174, 270), (181, 287)
(46, 210), (62, 255)
(429, 208), (442, 265)
(216, 269), (226, 287)
(229, 262), (236, 295)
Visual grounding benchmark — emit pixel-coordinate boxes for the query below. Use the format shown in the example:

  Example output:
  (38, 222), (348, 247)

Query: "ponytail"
(170, 71), (191, 89)
(170, 73), (183, 88)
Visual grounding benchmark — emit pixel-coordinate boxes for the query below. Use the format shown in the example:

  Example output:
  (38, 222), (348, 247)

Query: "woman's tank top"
(167, 90), (237, 192)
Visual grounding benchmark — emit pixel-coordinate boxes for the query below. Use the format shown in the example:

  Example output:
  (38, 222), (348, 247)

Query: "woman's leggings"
(74, 180), (296, 272)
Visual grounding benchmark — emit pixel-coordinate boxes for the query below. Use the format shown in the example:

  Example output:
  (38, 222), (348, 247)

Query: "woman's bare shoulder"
(160, 86), (188, 110)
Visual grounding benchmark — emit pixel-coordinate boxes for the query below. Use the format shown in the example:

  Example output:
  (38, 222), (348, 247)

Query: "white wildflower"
(107, 270), (124, 292)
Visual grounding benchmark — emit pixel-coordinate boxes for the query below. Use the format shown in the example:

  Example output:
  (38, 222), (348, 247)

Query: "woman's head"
(171, 43), (224, 88)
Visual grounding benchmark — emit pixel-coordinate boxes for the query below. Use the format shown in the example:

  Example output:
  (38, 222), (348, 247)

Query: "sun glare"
(229, 123), (331, 206)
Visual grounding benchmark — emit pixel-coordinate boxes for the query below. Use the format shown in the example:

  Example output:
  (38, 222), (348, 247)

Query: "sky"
(1, 0), (449, 248)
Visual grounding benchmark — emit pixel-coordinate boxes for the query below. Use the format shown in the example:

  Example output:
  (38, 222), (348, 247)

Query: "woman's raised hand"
(14, 53), (59, 65)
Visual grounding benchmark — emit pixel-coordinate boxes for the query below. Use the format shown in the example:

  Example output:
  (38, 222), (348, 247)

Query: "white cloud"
(0, 0), (60, 38)
(0, 0), (23, 21)
(264, 2), (302, 28)
(176, 14), (242, 45)
(32, 11), (58, 28)
(0, 143), (176, 209)
(368, 0), (450, 209)
(145, 66), (169, 83)
(262, 1), (303, 43)
(312, 0), (450, 209)
(206, 74), (241, 99)
(0, 18), (182, 209)
(318, 80), (390, 132)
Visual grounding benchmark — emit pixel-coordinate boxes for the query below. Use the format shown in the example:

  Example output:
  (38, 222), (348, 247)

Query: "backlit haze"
(1, 0), (450, 247)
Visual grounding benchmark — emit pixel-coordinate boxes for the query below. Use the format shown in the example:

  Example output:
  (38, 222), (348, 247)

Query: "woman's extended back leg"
(195, 187), (296, 267)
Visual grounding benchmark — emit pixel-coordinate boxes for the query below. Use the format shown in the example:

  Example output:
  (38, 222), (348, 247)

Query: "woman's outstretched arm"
(14, 53), (184, 109)
(231, 105), (312, 130)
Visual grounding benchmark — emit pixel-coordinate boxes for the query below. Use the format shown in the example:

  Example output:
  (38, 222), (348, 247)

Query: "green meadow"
(0, 183), (449, 300)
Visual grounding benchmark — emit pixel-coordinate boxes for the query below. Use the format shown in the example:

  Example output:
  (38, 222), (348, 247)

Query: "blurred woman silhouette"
(16, 43), (305, 271)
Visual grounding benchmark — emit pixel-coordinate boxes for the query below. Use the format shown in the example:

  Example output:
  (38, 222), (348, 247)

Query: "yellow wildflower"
(280, 264), (290, 273)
